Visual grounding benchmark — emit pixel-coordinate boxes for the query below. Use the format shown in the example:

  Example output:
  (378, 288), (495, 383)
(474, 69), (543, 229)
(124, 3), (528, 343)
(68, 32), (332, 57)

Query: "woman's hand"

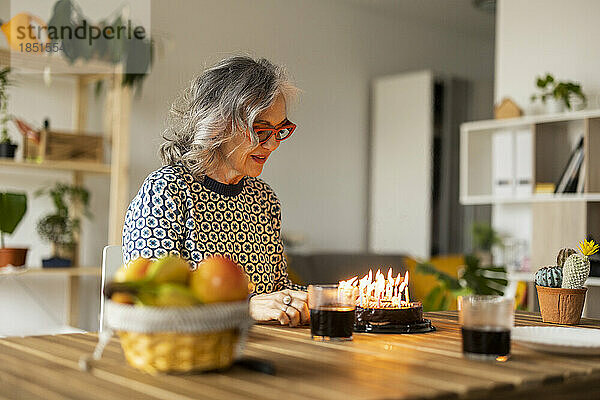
(249, 289), (309, 327)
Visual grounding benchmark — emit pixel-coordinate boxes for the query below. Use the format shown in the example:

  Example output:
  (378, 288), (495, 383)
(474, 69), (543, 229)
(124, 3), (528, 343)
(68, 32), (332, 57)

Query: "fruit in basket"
(562, 239), (599, 289)
(154, 283), (200, 307)
(111, 292), (136, 305)
(147, 255), (191, 284)
(191, 256), (249, 303)
(117, 257), (153, 282)
(534, 266), (562, 288)
(135, 288), (158, 306)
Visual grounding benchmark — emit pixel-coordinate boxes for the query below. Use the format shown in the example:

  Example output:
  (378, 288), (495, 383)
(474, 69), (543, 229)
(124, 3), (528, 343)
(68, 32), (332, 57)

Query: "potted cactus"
(535, 239), (599, 325)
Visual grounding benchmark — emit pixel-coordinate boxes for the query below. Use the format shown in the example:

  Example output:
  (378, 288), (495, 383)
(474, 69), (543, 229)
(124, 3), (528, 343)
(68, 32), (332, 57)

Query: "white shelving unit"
(461, 110), (600, 316)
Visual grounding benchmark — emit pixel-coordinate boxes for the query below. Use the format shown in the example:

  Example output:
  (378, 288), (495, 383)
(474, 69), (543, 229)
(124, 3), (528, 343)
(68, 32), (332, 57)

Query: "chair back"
(100, 245), (122, 332)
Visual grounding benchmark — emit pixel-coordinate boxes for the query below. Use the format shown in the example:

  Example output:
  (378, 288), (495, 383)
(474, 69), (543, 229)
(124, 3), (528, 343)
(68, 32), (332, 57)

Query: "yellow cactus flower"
(578, 239), (600, 257)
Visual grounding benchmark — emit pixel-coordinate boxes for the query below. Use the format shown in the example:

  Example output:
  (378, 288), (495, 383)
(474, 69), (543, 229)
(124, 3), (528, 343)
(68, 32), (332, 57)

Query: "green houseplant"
(0, 191), (28, 267)
(36, 183), (91, 267)
(416, 223), (507, 311)
(531, 73), (587, 112)
(472, 222), (502, 265)
(0, 67), (17, 159)
(416, 255), (508, 311)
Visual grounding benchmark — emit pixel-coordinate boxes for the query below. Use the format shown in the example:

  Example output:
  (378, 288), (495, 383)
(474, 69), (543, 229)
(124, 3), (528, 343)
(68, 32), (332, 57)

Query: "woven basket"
(104, 300), (253, 374)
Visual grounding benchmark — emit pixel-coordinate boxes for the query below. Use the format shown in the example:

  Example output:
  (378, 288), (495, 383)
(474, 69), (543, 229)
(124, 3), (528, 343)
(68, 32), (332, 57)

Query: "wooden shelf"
(0, 158), (111, 174)
(1, 267), (101, 277)
(462, 108), (600, 132)
(461, 193), (600, 205)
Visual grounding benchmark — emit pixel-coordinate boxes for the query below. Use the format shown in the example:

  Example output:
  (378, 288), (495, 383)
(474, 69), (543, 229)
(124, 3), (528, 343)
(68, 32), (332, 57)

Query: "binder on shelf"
(555, 137), (584, 193)
(514, 129), (533, 196)
(492, 130), (514, 197)
(577, 158), (586, 193)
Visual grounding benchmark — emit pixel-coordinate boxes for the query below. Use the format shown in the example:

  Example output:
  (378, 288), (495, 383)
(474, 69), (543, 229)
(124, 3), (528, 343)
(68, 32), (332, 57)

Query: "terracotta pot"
(536, 285), (587, 325)
(0, 248), (28, 267)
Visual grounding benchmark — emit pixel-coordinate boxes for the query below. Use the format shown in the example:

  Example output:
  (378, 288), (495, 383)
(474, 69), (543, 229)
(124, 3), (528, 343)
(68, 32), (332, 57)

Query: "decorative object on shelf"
(536, 239), (598, 324)
(15, 117), (103, 163)
(35, 183), (91, 268)
(0, 67), (16, 159)
(494, 98), (522, 119)
(417, 254), (507, 311)
(534, 266), (562, 288)
(47, 0), (154, 91)
(43, 130), (103, 163)
(534, 183), (556, 194)
(0, 13), (47, 51)
(530, 73), (587, 113)
(0, 191), (28, 268)
(14, 117), (45, 162)
(554, 136), (584, 194)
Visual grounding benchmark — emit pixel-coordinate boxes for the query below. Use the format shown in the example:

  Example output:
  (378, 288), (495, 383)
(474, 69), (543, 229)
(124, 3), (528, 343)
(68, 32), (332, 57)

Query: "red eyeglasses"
(252, 119), (296, 143)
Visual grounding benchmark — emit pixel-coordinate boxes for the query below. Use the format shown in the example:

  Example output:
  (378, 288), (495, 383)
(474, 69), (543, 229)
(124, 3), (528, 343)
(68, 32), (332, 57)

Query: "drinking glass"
(458, 295), (514, 361)
(308, 284), (356, 341)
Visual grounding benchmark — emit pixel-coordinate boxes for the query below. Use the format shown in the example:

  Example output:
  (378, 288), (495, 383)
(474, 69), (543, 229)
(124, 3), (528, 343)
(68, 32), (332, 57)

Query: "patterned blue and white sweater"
(122, 162), (303, 294)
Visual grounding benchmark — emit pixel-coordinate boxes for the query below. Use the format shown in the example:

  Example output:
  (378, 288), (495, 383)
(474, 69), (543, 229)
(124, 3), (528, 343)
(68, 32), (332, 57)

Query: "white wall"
(496, 0), (600, 110)
(132, 0), (495, 253)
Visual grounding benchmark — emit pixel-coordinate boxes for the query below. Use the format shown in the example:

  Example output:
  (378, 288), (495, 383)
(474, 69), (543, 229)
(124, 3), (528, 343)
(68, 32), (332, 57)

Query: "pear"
(146, 255), (190, 284)
(123, 257), (153, 282)
(154, 283), (200, 307)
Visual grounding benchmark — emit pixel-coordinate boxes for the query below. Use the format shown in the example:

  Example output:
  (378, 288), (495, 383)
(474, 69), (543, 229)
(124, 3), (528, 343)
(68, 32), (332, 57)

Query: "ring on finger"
(283, 295), (292, 306)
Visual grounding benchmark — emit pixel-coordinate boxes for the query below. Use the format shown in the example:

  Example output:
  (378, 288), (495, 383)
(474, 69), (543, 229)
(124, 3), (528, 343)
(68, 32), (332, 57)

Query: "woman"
(122, 56), (309, 327)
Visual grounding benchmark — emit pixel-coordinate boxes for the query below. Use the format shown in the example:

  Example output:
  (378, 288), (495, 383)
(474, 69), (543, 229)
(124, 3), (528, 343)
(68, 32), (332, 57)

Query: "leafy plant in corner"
(416, 255), (508, 312)
(530, 73), (586, 110)
(35, 183), (91, 265)
(47, 0), (154, 93)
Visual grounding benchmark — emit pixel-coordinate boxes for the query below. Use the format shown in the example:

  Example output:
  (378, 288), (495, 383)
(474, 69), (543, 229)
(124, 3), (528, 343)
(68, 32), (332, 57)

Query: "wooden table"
(1, 311), (600, 400)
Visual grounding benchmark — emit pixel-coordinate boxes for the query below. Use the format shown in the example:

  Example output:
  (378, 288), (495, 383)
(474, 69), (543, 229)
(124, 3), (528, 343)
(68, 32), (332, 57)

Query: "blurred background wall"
(133, 0), (495, 254)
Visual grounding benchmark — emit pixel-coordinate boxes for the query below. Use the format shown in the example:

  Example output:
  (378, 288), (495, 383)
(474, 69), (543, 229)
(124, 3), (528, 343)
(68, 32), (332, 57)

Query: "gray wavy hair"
(159, 56), (298, 178)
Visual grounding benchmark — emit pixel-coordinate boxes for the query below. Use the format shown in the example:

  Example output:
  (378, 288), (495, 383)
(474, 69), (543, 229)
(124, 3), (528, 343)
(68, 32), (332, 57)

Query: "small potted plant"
(472, 222), (502, 266)
(535, 239), (599, 325)
(36, 183), (91, 267)
(531, 73), (587, 113)
(0, 191), (28, 267)
(0, 67), (17, 159)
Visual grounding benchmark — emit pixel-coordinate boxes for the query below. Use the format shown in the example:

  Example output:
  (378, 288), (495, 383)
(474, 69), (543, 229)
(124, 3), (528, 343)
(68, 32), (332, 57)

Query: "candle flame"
(339, 268), (411, 309)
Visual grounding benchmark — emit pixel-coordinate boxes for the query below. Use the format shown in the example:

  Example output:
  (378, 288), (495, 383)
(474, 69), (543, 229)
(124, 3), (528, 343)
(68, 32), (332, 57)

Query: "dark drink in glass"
(459, 295), (514, 361)
(461, 326), (511, 357)
(310, 306), (355, 339)
(308, 285), (355, 341)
